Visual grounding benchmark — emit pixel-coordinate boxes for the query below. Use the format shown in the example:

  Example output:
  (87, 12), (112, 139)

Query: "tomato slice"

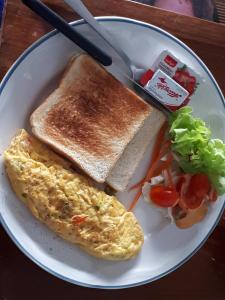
(209, 188), (218, 202)
(150, 185), (179, 207)
(181, 174), (211, 209)
(189, 174), (210, 199)
(176, 176), (186, 194)
(182, 191), (204, 209)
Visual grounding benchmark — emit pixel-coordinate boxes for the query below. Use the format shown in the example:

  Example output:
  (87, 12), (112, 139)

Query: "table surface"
(0, 0), (225, 299)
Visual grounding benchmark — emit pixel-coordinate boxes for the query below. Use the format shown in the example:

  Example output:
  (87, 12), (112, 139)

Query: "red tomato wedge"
(176, 176), (186, 194)
(182, 192), (204, 209)
(180, 174), (211, 209)
(189, 174), (210, 199)
(150, 185), (179, 207)
(209, 187), (218, 202)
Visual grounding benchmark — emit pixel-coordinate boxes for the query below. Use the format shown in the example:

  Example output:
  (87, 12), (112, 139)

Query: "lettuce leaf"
(169, 107), (225, 195)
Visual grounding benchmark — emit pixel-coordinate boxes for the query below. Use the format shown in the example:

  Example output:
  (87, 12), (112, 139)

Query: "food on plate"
(140, 50), (202, 110)
(4, 130), (144, 260)
(129, 107), (225, 229)
(173, 204), (208, 229)
(129, 121), (169, 211)
(169, 107), (225, 195)
(30, 54), (152, 183)
(106, 109), (165, 191)
(144, 69), (190, 110)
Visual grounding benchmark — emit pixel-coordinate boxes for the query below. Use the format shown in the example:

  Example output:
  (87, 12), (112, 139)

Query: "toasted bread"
(106, 109), (166, 191)
(30, 54), (152, 182)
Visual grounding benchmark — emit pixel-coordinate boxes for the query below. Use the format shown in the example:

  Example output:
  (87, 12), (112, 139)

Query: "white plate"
(0, 17), (224, 289)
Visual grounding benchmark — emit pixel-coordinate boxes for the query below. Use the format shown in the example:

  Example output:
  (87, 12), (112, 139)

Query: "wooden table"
(0, 1), (225, 299)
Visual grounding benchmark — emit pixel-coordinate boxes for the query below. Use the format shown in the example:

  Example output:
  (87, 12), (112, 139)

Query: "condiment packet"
(145, 69), (189, 110)
(140, 50), (203, 110)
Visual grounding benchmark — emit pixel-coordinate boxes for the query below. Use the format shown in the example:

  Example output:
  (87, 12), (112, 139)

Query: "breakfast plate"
(0, 17), (224, 289)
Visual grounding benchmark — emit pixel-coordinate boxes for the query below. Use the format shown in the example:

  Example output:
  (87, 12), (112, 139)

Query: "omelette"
(4, 130), (144, 260)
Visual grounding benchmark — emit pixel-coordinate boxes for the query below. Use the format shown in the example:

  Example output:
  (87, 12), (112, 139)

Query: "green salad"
(169, 107), (225, 195)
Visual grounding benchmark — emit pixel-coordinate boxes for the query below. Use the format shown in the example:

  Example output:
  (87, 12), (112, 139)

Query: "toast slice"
(106, 109), (166, 191)
(30, 54), (152, 183)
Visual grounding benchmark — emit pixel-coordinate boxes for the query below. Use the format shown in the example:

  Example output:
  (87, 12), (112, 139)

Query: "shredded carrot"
(151, 121), (168, 163)
(160, 140), (171, 153)
(145, 156), (162, 182)
(145, 147), (172, 183)
(128, 189), (142, 211)
(129, 138), (170, 191)
(129, 147), (169, 191)
(153, 154), (173, 177)
(128, 152), (169, 211)
(128, 154), (167, 210)
(128, 121), (170, 211)
(165, 167), (174, 188)
(129, 179), (146, 191)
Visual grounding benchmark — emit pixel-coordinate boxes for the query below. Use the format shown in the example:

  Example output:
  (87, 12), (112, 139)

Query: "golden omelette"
(4, 130), (144, 260)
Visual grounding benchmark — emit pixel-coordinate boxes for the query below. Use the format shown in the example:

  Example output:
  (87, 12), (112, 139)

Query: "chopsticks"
(21, 0), (112, 66)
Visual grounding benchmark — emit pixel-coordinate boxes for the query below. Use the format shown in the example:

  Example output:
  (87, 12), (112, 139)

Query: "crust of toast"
(30, 54), (152, 182)
(106, 108), (165, 191)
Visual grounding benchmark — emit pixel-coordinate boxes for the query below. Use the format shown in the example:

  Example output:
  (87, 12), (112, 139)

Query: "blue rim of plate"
(0, 17), (224, 289)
